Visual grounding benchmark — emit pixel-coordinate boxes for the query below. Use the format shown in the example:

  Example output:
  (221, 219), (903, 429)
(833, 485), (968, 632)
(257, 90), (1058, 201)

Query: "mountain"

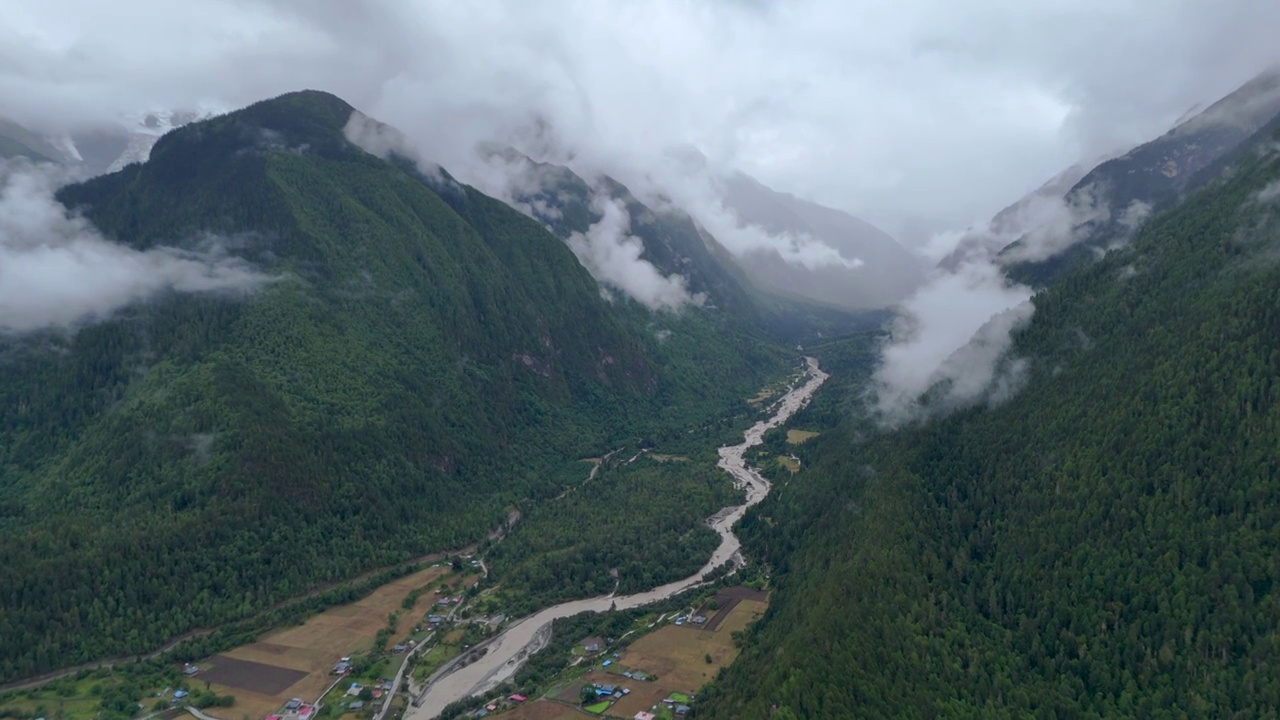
(0, 116), (76, 164)
(936, 156), (1113, 271)
(488, 149), (760, 316)
(1001, 66), (1280, 285)
(718, 172), (926, 309)
(0, 90), (788, 682)
(696, 96), (1280, 717)
(486, 149), (882, 341)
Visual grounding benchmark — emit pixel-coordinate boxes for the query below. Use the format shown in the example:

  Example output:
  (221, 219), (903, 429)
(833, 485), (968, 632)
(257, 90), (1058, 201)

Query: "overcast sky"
(5, 0), (1280, 236)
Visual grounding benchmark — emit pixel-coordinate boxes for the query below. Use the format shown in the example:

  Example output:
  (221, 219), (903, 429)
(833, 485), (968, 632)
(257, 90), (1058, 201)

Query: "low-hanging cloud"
(566, 195), (699, 311)
(343, 110), (452, 187)
(872, 258), (1033, 424)
(590, 149), (866, 272)
(0, 159), (269, 334)
(1256, 179), (1280, 204)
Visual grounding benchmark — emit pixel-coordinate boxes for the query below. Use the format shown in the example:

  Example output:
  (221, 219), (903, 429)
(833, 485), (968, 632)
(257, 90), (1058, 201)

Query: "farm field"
(776, 456), (800, 473)
(785, 429), (820, 444)
(608, 588), (767, 718)
(0, 680), (103, 720)
(200, 565), (449, 719)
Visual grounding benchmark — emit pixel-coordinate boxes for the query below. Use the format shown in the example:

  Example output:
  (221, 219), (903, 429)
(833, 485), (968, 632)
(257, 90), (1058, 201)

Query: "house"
(602, 660), (612, 667)
(392, 643), (407, 653)
(508, 695), (526, 703)
(332, 662), (350, 675)
(581, 636), (604, 654)
(266, 715), (283, 720)
(298, 707), (315, 720)
(347, 702), (364, 711)
(675, 705), (690, 716)
(635, 713), (656, 720)
(596, 684), (616, 697)
(182, 664), (199, 677)
(285, 699), (302, 711)
(172, 691), (188, 703)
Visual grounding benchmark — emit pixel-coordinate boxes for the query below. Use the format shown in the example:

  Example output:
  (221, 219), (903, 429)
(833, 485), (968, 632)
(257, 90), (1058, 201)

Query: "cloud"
(565, 194), (699, 311)
(0, 159), (269, 333)
(343, 110), (450, 185)
(5, 0), (1279, 236)
(994, 184), (1112, 264)
(873, 167), (1130, 424)
(872, 259), (1033, 424)
(623, 154), (865, 272)
(1255, 179), (1280, 204)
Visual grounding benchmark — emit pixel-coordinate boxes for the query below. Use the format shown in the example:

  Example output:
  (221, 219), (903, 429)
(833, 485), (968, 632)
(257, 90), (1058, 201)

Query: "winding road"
(404, 357), (828, 719)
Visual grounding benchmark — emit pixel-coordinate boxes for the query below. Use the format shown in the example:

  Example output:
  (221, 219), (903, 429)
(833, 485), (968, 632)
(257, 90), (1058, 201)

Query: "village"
(433, 583), (767, 720)
(191, 570), (756, 720)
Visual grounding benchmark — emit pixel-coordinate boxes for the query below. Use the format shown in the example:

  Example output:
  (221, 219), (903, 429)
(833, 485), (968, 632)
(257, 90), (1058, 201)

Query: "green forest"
(0, 91), (796, 683)
(483, 449), (740, 614)
(696, 113), (1280, 717)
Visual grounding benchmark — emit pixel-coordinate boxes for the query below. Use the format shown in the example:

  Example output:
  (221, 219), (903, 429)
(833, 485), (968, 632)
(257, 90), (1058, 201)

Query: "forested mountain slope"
(0, 90), (787, 682)
(696, 112), (1280, 717)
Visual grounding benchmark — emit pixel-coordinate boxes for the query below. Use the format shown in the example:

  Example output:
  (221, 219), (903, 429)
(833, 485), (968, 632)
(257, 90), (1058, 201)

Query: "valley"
(5, 12), (1280, 718)
(407, 357), (826, 718)
(0, 360), (823, 720)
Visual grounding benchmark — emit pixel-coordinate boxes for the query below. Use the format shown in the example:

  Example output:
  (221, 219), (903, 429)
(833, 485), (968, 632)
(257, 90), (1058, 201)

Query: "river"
(404, 357), (828, 719)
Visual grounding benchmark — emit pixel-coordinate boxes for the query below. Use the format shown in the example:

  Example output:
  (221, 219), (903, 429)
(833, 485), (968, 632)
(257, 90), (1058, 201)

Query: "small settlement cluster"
(264, 696), (318, 720)
(458, 692), (528, 718)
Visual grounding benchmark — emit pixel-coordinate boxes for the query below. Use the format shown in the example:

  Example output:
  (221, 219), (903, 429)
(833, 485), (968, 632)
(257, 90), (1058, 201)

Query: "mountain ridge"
(1000, 67), (1280, 285)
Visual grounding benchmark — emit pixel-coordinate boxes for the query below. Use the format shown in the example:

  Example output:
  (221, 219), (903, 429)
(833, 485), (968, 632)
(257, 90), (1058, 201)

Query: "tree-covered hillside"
(697, 117), (1280, 717)
(0, 91), (788, 683)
